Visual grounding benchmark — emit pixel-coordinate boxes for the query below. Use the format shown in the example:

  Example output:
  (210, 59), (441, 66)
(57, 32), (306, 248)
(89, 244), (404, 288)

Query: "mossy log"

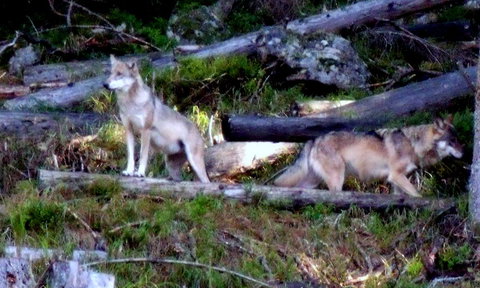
(38, 169), (453, 210)
(223, 66), (477, 142)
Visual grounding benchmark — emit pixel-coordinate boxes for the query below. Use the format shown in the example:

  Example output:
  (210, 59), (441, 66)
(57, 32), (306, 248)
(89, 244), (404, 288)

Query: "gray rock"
(256, 27), (369, 89)
(8, 45), (39, 76)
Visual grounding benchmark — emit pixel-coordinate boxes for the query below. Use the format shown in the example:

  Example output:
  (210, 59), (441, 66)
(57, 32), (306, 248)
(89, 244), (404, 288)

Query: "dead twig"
(0, 31), (21, 56)
(66, 206), (106, 250)
(108, 220), (149, 234)
(83, 257), (273, 287)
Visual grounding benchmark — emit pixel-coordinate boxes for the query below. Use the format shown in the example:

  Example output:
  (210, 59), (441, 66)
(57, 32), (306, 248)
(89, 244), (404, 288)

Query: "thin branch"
(66, 0), (73, 26)
(83, 257), (273, 287)
(38, 25), (161, 51)
(65, 206), (101, 241)
(108, 220), (149, 234)
(0, 31), (21, 56)
(48, 0), (67, 17)
(62, 0), (120, 38)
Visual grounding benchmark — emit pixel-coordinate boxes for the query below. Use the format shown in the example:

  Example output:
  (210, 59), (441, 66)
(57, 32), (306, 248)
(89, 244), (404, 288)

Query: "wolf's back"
(274, 141), (313, 187)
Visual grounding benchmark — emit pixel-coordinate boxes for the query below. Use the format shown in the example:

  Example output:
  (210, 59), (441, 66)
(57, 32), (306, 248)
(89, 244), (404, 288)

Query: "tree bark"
(0, 85), (30, 99)
(313, 66), (477, 120)
(4, 246), (108, 263)
(205, 142), (298, 178)
(38, 169), (453, 210)
(0, 111), (108, 136)
(469, 56), (480, 235)
(223, 67), (477, 142)
(222, 114), (380, 142)
(287, 0), (463, 35)
(3, 76), (104, 111)
(290, 100), (354, 117)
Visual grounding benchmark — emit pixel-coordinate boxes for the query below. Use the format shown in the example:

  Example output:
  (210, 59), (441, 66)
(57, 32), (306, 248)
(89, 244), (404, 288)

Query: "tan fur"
(104, 55), (210, 182)
(274, 117), (463, 197)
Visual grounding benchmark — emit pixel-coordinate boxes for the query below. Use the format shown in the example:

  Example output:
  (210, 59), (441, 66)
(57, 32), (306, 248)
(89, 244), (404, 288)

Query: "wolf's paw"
(122, 170), (134, 176)
(134, 171), (145, 177)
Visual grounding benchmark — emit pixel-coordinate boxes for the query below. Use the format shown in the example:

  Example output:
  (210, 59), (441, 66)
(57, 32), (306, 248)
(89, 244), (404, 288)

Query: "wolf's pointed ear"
(434, 117), (446, 131)
(110, 54), (118, 65)
(127, 61), (138, 73)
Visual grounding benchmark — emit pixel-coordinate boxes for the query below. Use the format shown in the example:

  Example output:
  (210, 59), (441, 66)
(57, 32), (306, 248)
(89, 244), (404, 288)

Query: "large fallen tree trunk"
(310, 66), (477, 120)
(3, 76), (104, 110)
(286, 0), (462, 35)
(223, 66), (477, 142)
(15, 0), (458, 89)
(0, 111), (108, 136)
(38, 169), (453, 210)
(222, 115), (379, 142)
(205, 141), (298, 178)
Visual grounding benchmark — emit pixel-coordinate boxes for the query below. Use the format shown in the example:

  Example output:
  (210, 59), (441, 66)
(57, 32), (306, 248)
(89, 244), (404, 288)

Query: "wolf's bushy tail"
(273, 141), (313, 187)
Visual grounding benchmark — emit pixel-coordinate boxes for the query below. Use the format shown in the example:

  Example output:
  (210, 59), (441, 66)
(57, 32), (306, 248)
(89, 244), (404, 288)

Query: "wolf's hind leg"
(310, 148), (345, 191)
(165, 153), (187, 181)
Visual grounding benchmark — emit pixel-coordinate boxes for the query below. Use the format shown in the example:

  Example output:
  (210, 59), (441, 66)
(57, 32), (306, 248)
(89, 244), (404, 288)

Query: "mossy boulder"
(256, 27), (370, 89)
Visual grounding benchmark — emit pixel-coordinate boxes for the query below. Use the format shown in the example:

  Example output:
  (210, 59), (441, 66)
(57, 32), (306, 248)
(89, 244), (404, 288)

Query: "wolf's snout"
(103, 82), (110, 90)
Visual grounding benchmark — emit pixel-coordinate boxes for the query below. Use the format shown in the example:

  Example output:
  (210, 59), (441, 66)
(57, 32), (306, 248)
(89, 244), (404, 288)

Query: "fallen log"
(4, 246), (108, 263)
(205, 141), (298, 178)
(3, 76), (104, 110)
(287, 0), (462, 35)
(222, 115), (379, 142)
(223, 66), (477, 142)
(19, 0), (458, 87)
(289, 100), (354, 117)
(0, 84), (30, 98)
(312, 66), (477, 120)
(0, 111), (108, 136)
(38, 169), (453, 210)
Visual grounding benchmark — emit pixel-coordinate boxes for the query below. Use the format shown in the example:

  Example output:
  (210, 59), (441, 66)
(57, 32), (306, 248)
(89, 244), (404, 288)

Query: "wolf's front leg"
(388, 173), (421, 197)
(122, 126), (135, 176)
(135, 129), (151, 177)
